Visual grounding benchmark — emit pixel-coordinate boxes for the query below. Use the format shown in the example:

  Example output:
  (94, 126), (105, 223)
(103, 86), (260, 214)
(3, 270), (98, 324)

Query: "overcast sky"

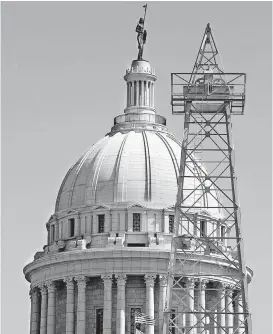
(1, 1), (272, 333)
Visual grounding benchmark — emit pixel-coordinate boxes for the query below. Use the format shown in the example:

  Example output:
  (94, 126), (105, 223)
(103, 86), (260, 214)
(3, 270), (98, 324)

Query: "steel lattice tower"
(163, 24), (252, 334)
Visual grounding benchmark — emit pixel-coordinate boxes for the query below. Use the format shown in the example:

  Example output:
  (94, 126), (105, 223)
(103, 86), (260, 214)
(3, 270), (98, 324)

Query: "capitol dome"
(55, 59), (221, 217)
(56, 128), (221, 216)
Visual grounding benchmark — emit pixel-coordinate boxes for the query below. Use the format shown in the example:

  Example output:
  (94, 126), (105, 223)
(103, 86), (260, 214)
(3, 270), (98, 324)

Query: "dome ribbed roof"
(55, 130), (220, 216)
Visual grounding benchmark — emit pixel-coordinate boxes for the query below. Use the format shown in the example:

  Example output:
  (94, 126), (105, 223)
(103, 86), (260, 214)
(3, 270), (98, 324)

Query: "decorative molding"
(144, 274), (156, 287)
(74, 275), (87, 289)
(37, 283), (47, 295)
(101, 274), (113, 285)
(185, 277), (195, 289)
(29, 286), (39, 300)
(159, 275), (167, 287)
(45, 280), (56, 293)
(115, 274), (127, 285)
(63, 276), (74, 288)
(199, 279), (209, 290)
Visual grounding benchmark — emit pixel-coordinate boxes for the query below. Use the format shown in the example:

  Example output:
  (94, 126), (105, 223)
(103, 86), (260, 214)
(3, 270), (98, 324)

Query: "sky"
(1, 1), (272, 333)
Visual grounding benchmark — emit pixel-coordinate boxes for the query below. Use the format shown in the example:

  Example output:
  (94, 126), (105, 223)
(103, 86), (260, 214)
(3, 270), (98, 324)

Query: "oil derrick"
(163, 24), (252, 334)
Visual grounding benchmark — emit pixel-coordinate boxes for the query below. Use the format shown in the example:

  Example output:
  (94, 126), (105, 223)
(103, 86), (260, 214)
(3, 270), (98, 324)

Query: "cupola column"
(145, 274), (156, 334)
(102, 274), (113, 334)
(29, 287), (40, 334)
(63, 277), (75, 334)
(136, 80), (140, 106)
(46, 281), (56, 334)
(159, 275), (167, 334)
(39, 284), (48, 334)
(151, 82), (155, 108)
(75, 276), (86, 334)
(116, 274), (127, 334)
(141, 81), (145, 105)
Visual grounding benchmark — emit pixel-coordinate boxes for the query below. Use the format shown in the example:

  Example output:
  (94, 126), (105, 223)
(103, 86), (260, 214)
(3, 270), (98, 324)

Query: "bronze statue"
(136, 5), (147, 60)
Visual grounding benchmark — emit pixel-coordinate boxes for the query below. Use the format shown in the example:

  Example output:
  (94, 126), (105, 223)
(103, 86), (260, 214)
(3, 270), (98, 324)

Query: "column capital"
(199, 279), (209, 290)
(74, 275), (87, 289)
(219, 281), (230, 289)
(29, 286), (39, 300)
(45, 280), (56, 293)
(115, 274), (127, 285)
(63, 276), (74, 287)
(37, 283), (47, 295)
(102, 274), (113, 284)
(159, 275), (167, 287)
(144, 274), (156, 287)
(185, 277), (195, 289)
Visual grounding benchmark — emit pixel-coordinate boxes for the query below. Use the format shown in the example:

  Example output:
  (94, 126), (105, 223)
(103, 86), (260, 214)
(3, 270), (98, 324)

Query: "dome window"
(98, 215), (105, 233)
(50, 224), (55, 242)
(68, 218), (75, 237)
(133, 213), (141, 232)
(221, 225), (226, 241)
(200, 220), (207, 237)
(169, 215), (174, 233)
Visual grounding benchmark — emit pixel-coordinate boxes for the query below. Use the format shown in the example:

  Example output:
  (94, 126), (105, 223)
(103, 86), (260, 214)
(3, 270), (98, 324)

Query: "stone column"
(146, 81), (150, 107)
(141, 81), (145, 105)
(127, 82), (129, 106)
(136, 81), (139, 106)
(102, 274), (113, 334)
(30, 286), (40, 334)
(116, 274), (127, 334)
(39, 284), (48, 334)
(225, 285), (233, 334)
(197, 279), (208, 334)
(75, 276), (86, 334)
(130, 82), (134, 105)
(217, 282), (226, 334)
(145, 274), (156, 334)
(64, 277), (75, 334)
(159, 275), (167, 334)
(185, 278), (195, 334)
(236, 291), (244, 334)
(46, 281), (56, 334)
(151, 83), (154, 108)
(58, 222), (62, 240)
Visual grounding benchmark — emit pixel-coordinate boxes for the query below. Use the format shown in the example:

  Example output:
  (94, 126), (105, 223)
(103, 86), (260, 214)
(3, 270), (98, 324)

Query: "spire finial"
(136, 4), (148, 60)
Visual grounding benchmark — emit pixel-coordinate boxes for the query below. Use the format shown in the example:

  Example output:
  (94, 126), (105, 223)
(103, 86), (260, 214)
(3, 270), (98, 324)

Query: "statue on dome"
(136, 4), (147, 60)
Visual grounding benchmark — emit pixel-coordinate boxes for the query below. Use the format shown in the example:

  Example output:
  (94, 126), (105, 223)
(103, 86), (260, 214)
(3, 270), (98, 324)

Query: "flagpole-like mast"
(143, 4), (147, 29)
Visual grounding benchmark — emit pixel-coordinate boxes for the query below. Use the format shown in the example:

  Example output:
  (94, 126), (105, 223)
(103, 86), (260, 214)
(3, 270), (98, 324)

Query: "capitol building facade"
(24, 53), (252, 333)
